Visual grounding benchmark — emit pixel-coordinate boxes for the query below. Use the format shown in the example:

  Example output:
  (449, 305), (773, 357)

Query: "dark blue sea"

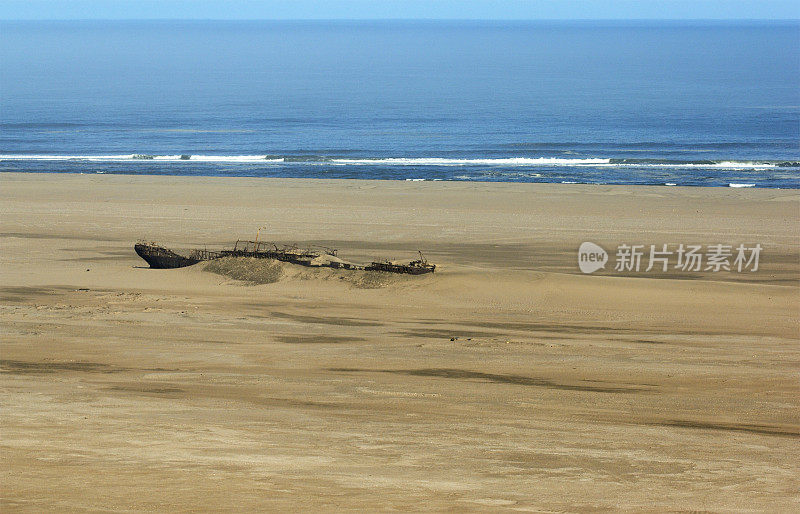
(1, 20), (798, 187)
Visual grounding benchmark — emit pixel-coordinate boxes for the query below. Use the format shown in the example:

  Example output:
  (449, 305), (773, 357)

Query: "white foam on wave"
(715, 161), (774, 169)
(729, 183), (756, 188)
(186, 155), (284, 162)
(329, 157), (611, 166)
(604, 161), (777, 170)
(0, 154), (137, 161)
(0, 154), (284, 163)
(717, 161), (770, 168)
(0, 154), (786, 171)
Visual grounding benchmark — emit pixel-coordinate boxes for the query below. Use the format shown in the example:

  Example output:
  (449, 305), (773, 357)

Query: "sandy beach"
(1, 172), (798, 511)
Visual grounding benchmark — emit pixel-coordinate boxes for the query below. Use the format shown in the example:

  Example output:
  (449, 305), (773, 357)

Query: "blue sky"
(0, 0), (798, 20)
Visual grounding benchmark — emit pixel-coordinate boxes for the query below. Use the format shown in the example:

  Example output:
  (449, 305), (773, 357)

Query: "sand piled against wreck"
(204, 257), (284, 284)
(204, 256), (400, 289)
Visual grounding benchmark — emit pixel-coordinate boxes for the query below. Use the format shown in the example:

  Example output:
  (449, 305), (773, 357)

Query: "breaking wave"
(328, 157), (610, 166)
(0, 154), (284, 163)
(1, 154), (796, 170)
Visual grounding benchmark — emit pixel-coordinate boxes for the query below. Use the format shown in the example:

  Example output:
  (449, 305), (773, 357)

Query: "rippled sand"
(2, 173), (798, 511)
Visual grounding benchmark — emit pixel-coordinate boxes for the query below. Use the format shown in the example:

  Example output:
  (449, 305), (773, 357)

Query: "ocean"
(1, 20), (798, 187)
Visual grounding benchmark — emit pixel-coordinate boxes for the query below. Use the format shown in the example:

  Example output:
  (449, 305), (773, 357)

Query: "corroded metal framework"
(134, 239), (435, 274)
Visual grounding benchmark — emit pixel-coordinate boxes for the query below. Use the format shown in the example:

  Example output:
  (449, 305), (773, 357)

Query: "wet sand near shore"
(1, 173), (798, 511)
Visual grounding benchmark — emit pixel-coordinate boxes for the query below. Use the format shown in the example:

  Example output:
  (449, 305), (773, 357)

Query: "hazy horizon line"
(3, 17), (798, 22)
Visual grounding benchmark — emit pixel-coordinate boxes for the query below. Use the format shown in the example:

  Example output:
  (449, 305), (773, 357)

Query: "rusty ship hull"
(134, 243), (203, 269)
(134, 239), (435, 274)
(365, 261), (436, 275)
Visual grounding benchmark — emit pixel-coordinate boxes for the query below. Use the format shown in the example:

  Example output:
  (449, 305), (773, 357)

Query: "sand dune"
(1, 173), (798, 511)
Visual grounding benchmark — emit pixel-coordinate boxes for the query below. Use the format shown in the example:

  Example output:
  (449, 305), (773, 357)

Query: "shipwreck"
(134, 238), (435, 275)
